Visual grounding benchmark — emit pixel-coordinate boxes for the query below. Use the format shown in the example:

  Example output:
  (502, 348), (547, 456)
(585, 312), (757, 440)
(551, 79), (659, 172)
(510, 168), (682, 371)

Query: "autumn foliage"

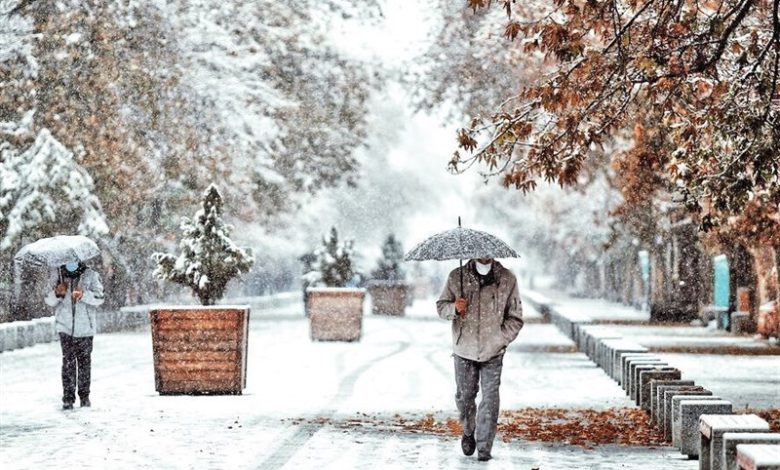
(452, 0), (779, 228)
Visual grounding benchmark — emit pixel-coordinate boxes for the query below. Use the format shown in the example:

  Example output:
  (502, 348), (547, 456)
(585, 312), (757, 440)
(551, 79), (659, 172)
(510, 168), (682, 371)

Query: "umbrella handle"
(459, 258), (463, 298)
(458, 216), (463, 297)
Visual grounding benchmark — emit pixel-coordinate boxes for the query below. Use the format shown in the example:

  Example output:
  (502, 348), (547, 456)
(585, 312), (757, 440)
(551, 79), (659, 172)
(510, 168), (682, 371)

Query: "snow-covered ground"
(530, 288), (779, 353)
(549, 296), (652, 323)
(0, 299), (773, 469)
(610, 324), (780, 353)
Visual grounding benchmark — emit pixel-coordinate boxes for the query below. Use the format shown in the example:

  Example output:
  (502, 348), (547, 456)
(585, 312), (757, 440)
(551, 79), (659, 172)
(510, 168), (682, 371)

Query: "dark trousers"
(59, 333), (93, 404)
(453, 353), (504, 455)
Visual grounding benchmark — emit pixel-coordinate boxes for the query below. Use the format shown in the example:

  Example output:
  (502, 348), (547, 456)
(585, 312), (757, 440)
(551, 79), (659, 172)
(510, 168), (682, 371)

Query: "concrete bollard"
(631, 363), (669, 400)
(13, 323), (26, 349)
(581, 328), (621, 362)
(119, 310), (131, 330)
(604, 341), (648, 381)
(6, 325), (19, 352)
(653, 383), (696, 426)
(624, 357), (666, 393)
(26, 323), (37, 347)
(722, 432), (780, 470)
(31, 318), (49, 344)
(672, 395), (723, 447)
(639, 370), (682, 411)
(0, 323), (13, 352)
(620, 353), (656, 386)
(735, 443), (780, 470)
(676, 399), (732, 456)
(17, 322), (36, 348)
(44, 317), (56, 343)
(664, 389), (713, 442)
(0, 325), (8, 352)
(98, 311), (115, 333)
(699, 414), (769, 470)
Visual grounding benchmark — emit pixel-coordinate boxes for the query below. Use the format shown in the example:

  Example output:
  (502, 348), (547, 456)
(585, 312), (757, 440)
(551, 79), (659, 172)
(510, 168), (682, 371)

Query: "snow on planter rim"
(306, 287), (366, 294)
(149, 305), (251, 310)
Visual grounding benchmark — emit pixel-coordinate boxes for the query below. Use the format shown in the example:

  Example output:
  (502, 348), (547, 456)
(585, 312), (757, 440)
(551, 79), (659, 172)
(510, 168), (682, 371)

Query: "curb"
(0, 292), (299, 353)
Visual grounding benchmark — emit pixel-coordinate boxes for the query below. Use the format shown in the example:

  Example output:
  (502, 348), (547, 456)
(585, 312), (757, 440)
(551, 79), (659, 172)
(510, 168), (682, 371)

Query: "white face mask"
(475, 261), (492, 275)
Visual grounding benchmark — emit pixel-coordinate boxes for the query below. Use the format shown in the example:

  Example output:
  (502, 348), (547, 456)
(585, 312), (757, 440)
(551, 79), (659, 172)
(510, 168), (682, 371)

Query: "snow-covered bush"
(152, 184), (254, 305)
(371, 234), (405, 282)
(0, 115), (109, 250)
(303, 227), (359, 288)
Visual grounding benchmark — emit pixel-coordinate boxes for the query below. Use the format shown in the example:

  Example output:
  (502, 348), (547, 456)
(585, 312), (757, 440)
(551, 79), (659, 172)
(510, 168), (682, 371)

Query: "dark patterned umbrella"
(404, 218), (518, 296)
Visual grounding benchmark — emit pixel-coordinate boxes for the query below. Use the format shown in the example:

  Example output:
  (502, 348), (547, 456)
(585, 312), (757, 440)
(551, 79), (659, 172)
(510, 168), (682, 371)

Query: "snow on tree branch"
(0, 116), (108, 250)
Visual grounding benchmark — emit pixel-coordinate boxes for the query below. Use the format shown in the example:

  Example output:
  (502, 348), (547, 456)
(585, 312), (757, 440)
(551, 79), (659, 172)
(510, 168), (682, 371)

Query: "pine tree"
(303, 227), (357, 288)
(371, 234), (405, 281)
(152, 184), (254, 305)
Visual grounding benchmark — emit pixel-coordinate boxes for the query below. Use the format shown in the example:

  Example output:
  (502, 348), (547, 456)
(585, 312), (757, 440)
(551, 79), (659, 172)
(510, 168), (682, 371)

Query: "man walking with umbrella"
(406, 220), (523, 461)
(14, 236), (105, 409)
(437, 256), (523, 461)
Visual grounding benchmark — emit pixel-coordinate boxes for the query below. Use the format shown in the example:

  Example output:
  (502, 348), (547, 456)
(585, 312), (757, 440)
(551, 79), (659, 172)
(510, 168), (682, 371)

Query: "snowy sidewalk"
(522, 289), (779, 409)
(0, 299), (719, 469)
(526, 288), (779, 353)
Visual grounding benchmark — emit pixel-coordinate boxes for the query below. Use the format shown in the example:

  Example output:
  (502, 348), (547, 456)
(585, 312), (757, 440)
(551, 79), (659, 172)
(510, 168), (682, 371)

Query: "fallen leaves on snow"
(282, 408), (780, 448)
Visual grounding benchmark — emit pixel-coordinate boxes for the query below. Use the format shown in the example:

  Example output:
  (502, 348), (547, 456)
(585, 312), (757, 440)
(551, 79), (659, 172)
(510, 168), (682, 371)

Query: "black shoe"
(461, 434), (476, 456)
(477, 451), (492, 461)
(62, 402), (74, 410)
(80, 398), (91, 408)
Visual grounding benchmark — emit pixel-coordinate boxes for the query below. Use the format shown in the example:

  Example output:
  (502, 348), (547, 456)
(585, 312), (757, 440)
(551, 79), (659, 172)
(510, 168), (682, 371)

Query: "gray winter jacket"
(437, 260), (524, 362)
(45, 268), (104, 337)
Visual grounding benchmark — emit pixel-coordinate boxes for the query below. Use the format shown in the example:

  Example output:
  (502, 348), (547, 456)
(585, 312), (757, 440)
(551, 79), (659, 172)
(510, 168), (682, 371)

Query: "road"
(2, 299), (773, 469)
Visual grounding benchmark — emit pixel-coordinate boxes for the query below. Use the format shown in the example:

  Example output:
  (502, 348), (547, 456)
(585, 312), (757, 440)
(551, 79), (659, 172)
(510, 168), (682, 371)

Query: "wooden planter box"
(307, 288), (365, 341)
(367, 281), (409, 316)
(150, 306), (250, 395)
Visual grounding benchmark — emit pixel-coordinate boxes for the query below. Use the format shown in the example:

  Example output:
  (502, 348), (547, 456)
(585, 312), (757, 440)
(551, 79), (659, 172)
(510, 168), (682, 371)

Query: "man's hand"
(72, 289), (84, 302)
(55, 283), (67, 298)
(455, 297), (468, 316)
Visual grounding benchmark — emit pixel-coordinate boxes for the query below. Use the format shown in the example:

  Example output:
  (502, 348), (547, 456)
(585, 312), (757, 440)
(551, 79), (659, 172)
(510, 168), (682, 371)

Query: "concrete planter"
(367, 281), (408, 316)
(150, 306), (250, 395)
(307, 288), (365, 341)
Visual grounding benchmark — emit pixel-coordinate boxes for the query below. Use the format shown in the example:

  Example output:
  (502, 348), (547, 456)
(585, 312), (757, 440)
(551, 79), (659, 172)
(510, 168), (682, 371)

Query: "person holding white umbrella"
(406, 219), (524, 461)
(15, 235), (104, 410)
(45, 260), (104, 409)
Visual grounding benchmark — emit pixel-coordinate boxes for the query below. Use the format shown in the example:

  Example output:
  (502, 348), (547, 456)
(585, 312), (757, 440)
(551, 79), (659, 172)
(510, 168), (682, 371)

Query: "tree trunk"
(675, 224), (702, 321)
(729, 244), (758, 332)
(774, 245), (780, 303)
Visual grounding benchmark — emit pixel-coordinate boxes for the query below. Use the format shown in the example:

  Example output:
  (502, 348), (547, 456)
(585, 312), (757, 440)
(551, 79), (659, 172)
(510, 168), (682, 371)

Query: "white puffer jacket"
(44, 268), (105, 337)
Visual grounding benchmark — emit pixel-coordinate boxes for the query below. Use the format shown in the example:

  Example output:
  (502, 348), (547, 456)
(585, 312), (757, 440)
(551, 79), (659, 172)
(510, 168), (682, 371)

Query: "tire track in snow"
(424, 348), (452, 380)
(256, 322), (413, 470)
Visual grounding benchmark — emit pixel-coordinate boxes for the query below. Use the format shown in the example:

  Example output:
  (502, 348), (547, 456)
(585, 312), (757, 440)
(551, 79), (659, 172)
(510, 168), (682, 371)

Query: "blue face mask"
(65, 262), (79, 273)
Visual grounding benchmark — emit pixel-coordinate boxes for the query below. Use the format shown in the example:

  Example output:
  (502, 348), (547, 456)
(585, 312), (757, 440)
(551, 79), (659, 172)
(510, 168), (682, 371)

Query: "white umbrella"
(13, 235), (101, 296)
